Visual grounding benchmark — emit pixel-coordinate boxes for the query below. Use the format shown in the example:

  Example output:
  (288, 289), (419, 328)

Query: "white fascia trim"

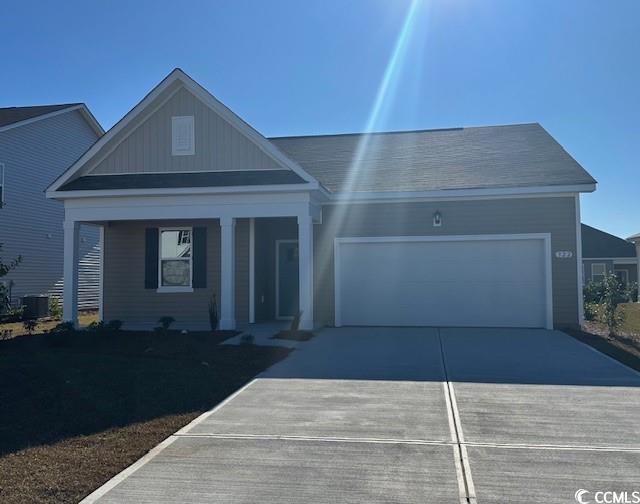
(0, 104), (104, 136)
(583, 257), (638, 264)
(47, 68), (321, 193)
(180, 71), (319, 185)
(47, 183), (317, 199)
(327, 184), (596, 203)
(333, 233), (554, 330)
(47, 72), (183, 193)
(575, 195), (584, 325)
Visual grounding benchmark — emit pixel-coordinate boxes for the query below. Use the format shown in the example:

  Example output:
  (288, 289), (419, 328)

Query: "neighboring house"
(0, 104), (103, 310)
(627, 232), (640, 289)
(581, 224), (638, 287)
(46, 69), (597, 331)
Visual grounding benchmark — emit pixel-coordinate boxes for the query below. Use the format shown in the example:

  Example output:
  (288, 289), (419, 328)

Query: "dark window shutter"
(144, 228), (159, 289)
(192, 226), (207, 288)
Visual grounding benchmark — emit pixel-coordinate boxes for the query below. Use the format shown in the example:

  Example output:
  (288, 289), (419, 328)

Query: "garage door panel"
(336, 237), (548, 328)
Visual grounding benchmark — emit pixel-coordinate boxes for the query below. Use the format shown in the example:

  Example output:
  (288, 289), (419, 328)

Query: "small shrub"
(48, 296), (62, 320)
(290, 311), (302, 332)
(105, 319), (123, 332)
(208, 294), (218, 332)
(86, 321), (105, 333)
(584, 281), (606, 304)
(23, 319), (37, 335)
(584, 302), (600, 322)
(154, 315), (176, 333)
(44, 321), (75, 347)
(626, 282), (638, 303)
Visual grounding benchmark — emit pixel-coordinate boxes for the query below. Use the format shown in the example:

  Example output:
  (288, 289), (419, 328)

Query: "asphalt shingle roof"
(59, 170), (305, 191)
(0, 104), (81, 129)
(581, 224), (637, 258)
(269, 123), (596, 193)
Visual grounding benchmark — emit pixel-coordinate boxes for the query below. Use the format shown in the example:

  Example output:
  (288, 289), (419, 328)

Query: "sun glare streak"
(316, 0), (424, 299)
(342, 0), (422, 194)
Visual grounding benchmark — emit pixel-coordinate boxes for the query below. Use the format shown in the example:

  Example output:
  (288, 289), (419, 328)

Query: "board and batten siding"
(0, 110), (100, 309)
(86, 86), (283, 176)
(314, 196), (580, 328)
(102, 219), (249, 329)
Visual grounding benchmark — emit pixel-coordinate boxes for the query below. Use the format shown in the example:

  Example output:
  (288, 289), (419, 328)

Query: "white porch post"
(298, 213), (314, 330)
(220, 216), (236, 330)
(62, 220), (80, 326)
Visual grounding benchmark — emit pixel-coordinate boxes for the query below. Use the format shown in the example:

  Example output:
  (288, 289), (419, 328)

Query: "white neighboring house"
(0, 103), (104, 311)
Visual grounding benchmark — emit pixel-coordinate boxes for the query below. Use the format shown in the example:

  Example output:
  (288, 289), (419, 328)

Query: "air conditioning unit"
(0, 162), (4, 208)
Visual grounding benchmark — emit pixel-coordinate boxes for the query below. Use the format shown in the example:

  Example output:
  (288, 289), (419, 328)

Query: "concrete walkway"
(82, 327), (640, 504)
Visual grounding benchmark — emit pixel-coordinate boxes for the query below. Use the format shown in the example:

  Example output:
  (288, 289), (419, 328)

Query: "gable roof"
(0, 103), (103, 135)
(627, 232), (640, 243)
(582, 224), (637, 258)
(47, 69), (319, 194)
(269, 124), (597, 193)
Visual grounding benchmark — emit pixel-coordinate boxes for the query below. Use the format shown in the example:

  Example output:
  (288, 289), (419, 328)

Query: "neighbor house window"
(591, 263), (606, 283)
(615, 269), (629, 285)
(171, 116), (195, 155)
(159, 228), (192, 289)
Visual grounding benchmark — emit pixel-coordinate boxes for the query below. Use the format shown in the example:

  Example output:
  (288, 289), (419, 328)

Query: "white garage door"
(335, 235), (551, 329)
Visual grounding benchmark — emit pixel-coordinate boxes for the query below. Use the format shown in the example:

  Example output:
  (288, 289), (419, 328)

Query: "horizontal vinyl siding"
(87, 86), (283, 176)
(103, 219), (249, 329)
(0, 111), (100, 308)
(315, 196), (580, 328)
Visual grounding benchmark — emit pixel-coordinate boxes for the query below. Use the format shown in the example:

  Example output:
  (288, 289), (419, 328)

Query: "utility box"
(22, 295), (49, 320)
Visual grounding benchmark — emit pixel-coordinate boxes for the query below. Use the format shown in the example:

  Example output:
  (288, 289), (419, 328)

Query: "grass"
(0, 310), (97, 338)
(0, 327), (291, 503)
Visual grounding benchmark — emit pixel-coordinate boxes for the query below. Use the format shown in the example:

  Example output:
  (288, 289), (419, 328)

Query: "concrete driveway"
(83, 327), (640, 504)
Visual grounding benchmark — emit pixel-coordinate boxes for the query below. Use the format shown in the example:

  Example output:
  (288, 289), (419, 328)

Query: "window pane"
(592, 264), (605, 275)
(161, 260), (190, 286)
(161, 230), (191, 258)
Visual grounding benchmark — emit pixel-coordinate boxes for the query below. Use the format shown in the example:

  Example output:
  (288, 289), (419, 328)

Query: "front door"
(276, 240), (299, 319)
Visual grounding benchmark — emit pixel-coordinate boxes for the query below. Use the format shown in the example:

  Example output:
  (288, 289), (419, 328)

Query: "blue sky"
(2, 0), (638, 238)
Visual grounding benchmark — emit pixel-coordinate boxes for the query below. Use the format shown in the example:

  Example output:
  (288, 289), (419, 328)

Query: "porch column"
(298, 214), (314, 330)
(220, 216), (236, 330)
(62, 220), (80, 326)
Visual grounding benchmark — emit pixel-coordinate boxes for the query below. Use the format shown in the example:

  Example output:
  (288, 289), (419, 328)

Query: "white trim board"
(333, 233), (554, 330)
(575, 195), (584, 325)
(583, 257), (638, 264)
(47, 68), (320, 193)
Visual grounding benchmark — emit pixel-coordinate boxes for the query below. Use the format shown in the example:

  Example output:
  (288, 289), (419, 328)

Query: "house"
(0, 104), (103, 311)
(626, 232), (640, 289)
(581, 224), (638, 287)
(46, 69), (597, 331)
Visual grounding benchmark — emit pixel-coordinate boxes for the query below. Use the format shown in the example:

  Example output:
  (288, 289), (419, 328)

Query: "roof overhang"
(0, 104), (103, 136)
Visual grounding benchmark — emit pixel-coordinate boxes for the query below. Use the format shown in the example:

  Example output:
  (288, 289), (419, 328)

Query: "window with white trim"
(591, 263), (606, 283)
(159, 228), (192, 288)
(0, 162), (5, 208)
(615, 269), (629, 285)
(171, 116), (195, 155)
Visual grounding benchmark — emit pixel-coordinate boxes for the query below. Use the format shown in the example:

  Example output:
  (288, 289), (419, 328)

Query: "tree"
(601, 273), (627, 337)
(0, 244), (21, 313)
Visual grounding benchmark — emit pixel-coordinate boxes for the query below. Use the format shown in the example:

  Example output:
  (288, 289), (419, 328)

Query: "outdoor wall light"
(433, 211), (443, 227)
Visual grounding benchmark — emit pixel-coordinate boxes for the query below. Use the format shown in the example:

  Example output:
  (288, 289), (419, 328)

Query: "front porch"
(61, 192), (320, 331)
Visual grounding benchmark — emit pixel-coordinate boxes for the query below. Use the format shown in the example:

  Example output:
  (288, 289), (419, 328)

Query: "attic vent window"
(172, 116), (195, 156)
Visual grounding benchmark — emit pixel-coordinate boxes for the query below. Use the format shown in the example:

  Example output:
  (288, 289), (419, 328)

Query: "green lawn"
(0, 329), (290, 503)
(619, 303), (640, 335)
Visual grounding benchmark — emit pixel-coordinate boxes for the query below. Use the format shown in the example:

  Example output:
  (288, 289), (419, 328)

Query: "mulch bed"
(0, 329), (290, 503)
(271, 330), (315, 341)
(564, 325), (640, 373)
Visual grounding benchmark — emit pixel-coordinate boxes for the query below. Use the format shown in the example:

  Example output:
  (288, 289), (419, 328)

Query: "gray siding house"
(0, 104), (103, 310)
(581, 224), (639, 287)
(47, 69), (597, 330)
